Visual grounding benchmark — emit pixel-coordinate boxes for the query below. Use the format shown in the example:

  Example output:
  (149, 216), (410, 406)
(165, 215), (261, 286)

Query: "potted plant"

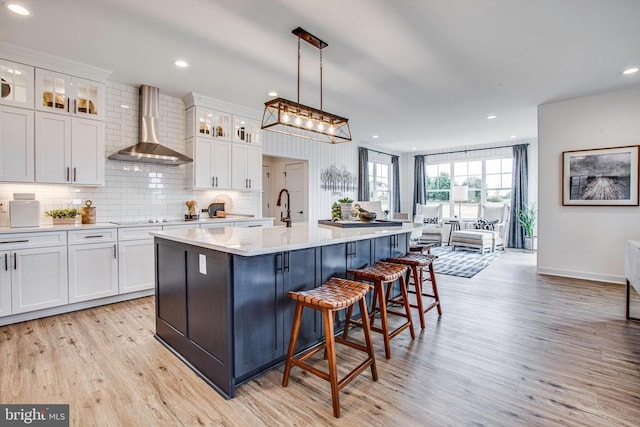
(338, 197), (353, 221)
(517, 203), (537, 252)
(45, 208), (79, 225)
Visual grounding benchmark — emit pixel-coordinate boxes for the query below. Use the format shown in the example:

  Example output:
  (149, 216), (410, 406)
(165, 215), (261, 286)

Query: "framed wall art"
(562, 145), (639, 206)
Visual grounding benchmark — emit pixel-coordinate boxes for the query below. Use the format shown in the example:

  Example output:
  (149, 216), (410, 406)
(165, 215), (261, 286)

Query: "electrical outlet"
(0, 201), (7, 213)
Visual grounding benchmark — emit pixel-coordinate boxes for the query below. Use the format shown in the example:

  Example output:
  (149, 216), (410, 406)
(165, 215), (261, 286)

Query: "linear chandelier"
(261, 27), (351, 144)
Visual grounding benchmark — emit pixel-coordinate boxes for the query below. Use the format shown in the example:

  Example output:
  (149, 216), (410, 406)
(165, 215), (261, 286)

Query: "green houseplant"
(45, 208), (79, 225)
(517, 203), (536, 251)
(338, 197), (354, 221)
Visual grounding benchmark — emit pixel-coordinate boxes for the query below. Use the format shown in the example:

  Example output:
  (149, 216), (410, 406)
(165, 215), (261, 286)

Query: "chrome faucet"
(276, 188), (292, 227)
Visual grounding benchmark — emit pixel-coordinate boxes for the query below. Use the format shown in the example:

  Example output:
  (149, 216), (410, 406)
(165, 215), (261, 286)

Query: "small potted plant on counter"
(517, 202), (536, 252)
(45, 208), (79, 225)
(338, 197), (353, 221)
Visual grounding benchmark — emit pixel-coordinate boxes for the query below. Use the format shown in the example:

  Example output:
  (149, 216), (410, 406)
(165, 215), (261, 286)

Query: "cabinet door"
(233, 253), (283, 378)
(0, 251), (11, 317)
(71, 117), (104, 185)
(231, 143), (248, 189)
(68, 242), (118, 303)
(35, 111), (71, 183)
(11, 246), (68, 314)
(0, 106), (34, 182)
(212, 139), (231, 189)
(282, 248), (321, 352)
(246, 145), (262, 190)
(72, 77), (104, 120)
(35, 69), (71, 114)
(156, 241), (187, 334)
(214, 111), (232, 140)
(193, 137), (213, 188)
(0, 60), (34, 109)
(118, 239), (155, 293)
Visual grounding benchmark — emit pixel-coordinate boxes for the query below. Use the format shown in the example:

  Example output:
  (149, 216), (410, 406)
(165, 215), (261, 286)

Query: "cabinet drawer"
(162, 224), (200, 231)
(0, 231), (67, 249)
(68, 228), (117, 244)
(118, 226), (161, 241)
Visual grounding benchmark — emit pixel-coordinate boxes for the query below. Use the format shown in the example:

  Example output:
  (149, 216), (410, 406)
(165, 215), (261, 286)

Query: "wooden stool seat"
(345, 261), (415, 359)
(409, 242), (435, 254)
(282, 277), (377, 418)
(388, 252), (442, 329)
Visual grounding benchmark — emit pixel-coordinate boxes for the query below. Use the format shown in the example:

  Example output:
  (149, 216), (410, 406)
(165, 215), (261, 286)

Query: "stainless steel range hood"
(108, 85), (192, 165)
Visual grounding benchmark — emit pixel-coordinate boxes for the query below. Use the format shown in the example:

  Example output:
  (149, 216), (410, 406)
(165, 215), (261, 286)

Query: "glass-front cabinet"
(0, 60), (34, 109)
(35, 69), (104, 120)
(189, 107), (232, 141)
(233, 116), (261, 145)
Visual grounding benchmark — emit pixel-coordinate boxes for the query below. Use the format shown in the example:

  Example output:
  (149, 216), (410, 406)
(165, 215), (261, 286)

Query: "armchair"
(415, 204), (443, 245)
(476, 203), (510, 250)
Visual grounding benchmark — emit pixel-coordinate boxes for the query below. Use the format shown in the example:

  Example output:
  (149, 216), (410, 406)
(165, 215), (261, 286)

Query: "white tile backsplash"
(0, 82), (260, 226)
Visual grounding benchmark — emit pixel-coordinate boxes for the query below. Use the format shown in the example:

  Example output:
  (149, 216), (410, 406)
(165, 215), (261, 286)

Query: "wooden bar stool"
(344, 261), (415, 359)
(282, 277), (378, 418)
(409, 242), (435, 254)
(388, 252), (442, 329)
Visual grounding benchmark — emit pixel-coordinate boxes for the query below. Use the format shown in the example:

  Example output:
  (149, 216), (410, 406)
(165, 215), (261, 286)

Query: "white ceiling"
(2, 0), (640, 153)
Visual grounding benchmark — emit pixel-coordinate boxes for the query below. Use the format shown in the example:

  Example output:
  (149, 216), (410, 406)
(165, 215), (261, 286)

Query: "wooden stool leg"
(323, 307), (340, 418)
(376, 280), (392, 359)
(429, 264), (442, 315)
(358, 297), (378, 381)
(342, 304), (354, 340)
(412, 265), (426, 329)
(283, 302), (304, 387)
(399, 275), (415, 339)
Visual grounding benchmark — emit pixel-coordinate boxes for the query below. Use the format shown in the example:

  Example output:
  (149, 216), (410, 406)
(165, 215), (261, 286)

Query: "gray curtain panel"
(358, 147), (369, 201)
(391, 155), (400, 213)
(413, 155), (427, 215)
(508, 144), (529, 248)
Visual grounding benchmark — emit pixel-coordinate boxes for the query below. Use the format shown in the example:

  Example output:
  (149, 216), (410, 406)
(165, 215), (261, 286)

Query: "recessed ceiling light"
(268, 91), (278, 97)
(372, 135), (379, 139)
(412, 147), (417, 151)
(120, 104), (130, 109)
(7, 3), (30, 15)
(510, 135), (517, 138)
(622, 67), (639, 75)
(487, 115), (497, 120)
(174, 60), (188, 68)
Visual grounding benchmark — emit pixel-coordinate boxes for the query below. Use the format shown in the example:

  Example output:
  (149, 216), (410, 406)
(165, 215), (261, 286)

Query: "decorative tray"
(318, 219), (403, 228)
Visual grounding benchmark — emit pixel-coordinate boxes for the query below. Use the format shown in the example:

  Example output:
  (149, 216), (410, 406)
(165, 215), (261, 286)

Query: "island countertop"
(151, 222), (418, 256)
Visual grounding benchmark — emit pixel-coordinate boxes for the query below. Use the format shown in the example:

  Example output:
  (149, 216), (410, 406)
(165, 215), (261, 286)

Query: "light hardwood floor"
(1, 250), (639, 426)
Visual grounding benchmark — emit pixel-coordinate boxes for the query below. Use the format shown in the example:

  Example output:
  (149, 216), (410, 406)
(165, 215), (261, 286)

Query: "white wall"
(538, 84), (640, 284)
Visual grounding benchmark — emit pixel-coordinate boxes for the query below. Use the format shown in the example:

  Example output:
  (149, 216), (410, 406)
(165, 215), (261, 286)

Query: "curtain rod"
(362, 147), (397, 158)
(419, 143), (529, 157)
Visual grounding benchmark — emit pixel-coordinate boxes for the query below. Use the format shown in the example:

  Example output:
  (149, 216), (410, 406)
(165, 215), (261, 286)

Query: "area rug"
(430, 246), (503, 278)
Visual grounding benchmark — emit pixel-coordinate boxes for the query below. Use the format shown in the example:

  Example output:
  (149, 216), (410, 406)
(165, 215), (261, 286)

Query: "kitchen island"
(151, 222), (415, 398)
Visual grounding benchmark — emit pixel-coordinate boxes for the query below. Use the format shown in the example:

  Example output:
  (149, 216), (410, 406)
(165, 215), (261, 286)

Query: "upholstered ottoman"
(450, 230), (494, 254)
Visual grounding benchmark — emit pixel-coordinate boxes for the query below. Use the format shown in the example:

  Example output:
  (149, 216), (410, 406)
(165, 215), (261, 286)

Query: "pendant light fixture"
(261, 27), (351, 144)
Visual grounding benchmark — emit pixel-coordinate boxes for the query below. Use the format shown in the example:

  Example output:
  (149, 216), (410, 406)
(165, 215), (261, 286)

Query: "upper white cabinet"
(233, 116), (261, 145)
(232, 143), (262, 190)
(186, 106), (232, 141)
(0, 105), (34, 182)
(0, 59), (34, 109)
(185, 137), (232, 189)
(35, 68), (104, 120)
(35, 111), (105, 185)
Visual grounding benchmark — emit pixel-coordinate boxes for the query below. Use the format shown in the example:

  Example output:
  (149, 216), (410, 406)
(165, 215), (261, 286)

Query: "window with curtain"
(368, 160), (391, 211)
(424, 156), (513, 218)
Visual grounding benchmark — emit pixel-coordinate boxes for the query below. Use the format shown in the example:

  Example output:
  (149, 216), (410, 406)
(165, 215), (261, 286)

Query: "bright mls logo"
(1, 405), (69, 426)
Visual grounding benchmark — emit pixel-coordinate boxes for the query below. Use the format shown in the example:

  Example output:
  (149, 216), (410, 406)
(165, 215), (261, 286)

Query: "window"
(368, 160), (391, 212)
(424, 156), (513, 218)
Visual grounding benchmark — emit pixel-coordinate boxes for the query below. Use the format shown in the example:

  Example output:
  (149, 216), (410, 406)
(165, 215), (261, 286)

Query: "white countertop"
(0, 217), (274, 234)
(151, 222), (419, 256)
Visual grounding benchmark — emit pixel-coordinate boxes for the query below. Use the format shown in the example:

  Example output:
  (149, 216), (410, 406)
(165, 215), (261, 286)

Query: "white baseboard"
(537, 267), (625, 285)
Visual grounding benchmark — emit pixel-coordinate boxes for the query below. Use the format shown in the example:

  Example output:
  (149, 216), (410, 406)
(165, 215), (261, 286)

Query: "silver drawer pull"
(84, 235), (104, 238)
(0, 240), (29, 244)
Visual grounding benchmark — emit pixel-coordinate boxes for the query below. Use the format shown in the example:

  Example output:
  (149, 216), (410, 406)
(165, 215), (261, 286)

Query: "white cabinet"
(117, 226), (160, 294)
(186, 137), (231, 189)
(233, 116), (261, 145)
(35, 68), (104, 120)
(186, 106), (232, 141)
(0, 60), (34, 109)
(232, 143), (262, 190)
(35, 111), (105, 185)
(0, 232), (68, 316)
(0, 105), (34, 182)
(68, 229), (118, 303)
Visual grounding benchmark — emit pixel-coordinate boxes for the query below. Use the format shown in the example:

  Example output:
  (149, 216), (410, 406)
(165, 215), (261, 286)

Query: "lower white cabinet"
(68, 229), (118, 303)
(118, 239), (154, 293)
(1, 246), (68, 315)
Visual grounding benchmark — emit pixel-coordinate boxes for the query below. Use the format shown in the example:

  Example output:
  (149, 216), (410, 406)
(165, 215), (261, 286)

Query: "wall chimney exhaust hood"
(108, 85), (192, 165)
